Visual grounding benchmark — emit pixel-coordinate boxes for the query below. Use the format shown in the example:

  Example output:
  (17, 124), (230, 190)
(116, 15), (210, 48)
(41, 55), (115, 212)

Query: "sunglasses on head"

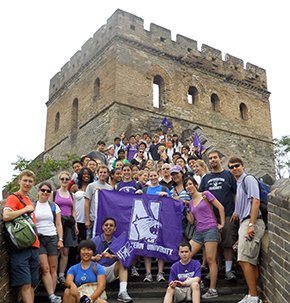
(40, 188), (52, 193)
(60, 177), (70, 181)
(228, 163), (241, 170)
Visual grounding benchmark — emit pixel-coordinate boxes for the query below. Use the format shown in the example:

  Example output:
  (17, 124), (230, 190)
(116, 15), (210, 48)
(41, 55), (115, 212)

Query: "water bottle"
(172, 191), (178, 197)
(80, 295), (91, 302)
(86, 228), (91, 239)
(25, 214), (34, 227)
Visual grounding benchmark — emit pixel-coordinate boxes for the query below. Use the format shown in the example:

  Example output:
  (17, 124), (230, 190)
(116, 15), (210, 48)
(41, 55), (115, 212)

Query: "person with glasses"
(159, 163), (175, 190)
(228, 157), (265, 303)
(50, 171), (78, 286)
(35, 182), (63, 303)
(131, 148), (146, 170)
(199, 150), (238, 282)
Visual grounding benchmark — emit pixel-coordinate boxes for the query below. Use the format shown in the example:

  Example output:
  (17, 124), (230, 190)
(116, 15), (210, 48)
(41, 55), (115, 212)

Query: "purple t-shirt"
(114, 180), (143, 194)
(189, 191), (218, 232)
(124, 144), (138, 162)
(54, 190), (73, 217)
(169, 259), (201, 284)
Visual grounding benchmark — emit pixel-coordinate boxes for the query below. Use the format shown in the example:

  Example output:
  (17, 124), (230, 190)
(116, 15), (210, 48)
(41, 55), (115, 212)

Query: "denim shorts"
(191, 227), (220, 245)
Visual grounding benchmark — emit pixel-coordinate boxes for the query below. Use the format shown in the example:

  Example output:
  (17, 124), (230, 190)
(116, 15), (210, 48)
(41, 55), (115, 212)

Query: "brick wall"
(260, 178), (290, 303)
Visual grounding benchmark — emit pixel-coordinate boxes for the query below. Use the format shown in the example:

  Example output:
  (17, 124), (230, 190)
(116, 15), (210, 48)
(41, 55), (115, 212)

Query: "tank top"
(55, 190), (73, 216)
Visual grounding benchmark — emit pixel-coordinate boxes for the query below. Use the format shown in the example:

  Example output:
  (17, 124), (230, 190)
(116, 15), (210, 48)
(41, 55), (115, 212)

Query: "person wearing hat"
(169, 165), (193, 241)
(63, 240), (107, 303)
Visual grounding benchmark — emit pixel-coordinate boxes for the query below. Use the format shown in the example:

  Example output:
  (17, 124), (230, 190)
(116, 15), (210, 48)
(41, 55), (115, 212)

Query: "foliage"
(274, 135), (290, 179)
(3, 154), (79, 195)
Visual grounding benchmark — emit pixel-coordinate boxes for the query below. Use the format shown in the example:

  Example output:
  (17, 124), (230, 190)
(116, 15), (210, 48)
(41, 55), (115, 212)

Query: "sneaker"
(50, 296), (62, 303)
(247, 297), (262, 303)
(57, 276), (66, 286)
(131, 266), (139, 277)
(204, 272), (210, 281)
(143, 272), (153, 282)
(237, 294), (249, 303)
(201, 288), (218, 299)
(225, 269), (236, 280)
(156, 272), (166, 282)
(117, 291), (132, 302)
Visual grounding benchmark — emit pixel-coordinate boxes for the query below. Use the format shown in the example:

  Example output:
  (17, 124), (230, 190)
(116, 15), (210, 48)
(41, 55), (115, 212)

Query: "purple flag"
(193, 133), (203, 156)
(96, 190), (183, 262)
(161, 117), (171, 128)
(109, 232), (135, 269)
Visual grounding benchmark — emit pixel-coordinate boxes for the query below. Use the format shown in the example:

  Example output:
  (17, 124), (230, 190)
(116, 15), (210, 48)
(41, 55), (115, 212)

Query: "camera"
(80, 295), (91, 303)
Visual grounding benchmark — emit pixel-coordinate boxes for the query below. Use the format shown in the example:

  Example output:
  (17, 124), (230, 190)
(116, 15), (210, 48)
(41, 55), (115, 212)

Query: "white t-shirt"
(35, 201), (61, 236)
(75, 190), (86, 223)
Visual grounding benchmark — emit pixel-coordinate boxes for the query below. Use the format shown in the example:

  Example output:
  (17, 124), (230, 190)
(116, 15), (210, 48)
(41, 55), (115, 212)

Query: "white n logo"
(129, 198), (161, 244)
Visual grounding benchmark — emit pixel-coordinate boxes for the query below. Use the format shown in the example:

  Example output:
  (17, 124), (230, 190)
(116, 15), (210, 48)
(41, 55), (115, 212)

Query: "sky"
(0, 1), (289, 198)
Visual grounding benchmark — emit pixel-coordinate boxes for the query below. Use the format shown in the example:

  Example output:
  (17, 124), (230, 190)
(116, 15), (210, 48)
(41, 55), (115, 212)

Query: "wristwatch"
(249, 223), (255, 227)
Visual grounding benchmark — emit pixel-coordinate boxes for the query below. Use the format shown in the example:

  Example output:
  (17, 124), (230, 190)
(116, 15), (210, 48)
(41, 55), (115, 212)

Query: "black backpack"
(241, 175), (270, 226)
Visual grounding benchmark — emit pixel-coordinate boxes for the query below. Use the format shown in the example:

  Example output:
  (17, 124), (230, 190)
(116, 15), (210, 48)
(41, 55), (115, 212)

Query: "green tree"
(3, 154), (79, 195)
(274, 135), (290, 179)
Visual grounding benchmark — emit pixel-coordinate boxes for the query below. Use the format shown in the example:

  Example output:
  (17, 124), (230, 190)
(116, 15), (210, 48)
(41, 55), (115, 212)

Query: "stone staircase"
(34, 250), (251, 303)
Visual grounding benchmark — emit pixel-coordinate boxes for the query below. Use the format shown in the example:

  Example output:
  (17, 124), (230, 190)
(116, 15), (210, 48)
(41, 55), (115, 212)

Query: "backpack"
(241, 175), (271, 225)
(115, 180), (140, 191)
(35, 200), (57, 223)
(5, 194), (37, 251)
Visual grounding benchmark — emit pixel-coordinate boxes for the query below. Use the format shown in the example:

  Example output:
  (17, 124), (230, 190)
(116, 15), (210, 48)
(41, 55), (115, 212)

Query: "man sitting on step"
(91, 217), (132, 303)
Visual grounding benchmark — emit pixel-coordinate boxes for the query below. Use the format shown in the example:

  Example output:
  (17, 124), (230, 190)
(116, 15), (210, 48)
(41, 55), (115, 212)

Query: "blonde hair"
(58, 171), (71, 179)
(194, 160), (209, 174)
(19, 169), (35, 181)
(158, 145), (166, 154)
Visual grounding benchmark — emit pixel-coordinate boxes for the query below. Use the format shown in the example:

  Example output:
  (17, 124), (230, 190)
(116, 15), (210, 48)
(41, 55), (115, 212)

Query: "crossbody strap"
(202, 192), (218, 224)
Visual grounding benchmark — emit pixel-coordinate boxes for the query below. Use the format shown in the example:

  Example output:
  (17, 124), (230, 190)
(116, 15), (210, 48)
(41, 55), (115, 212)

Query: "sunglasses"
(228, 163), (241, 170)
(60, 177), (70, 181)
(40, 188), (52, 193)
(139, 151), (144, 153)
(162, 167), (170, 170)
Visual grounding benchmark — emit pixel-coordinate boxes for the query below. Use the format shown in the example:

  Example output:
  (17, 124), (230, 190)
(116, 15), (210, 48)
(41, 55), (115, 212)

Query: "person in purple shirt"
(124, 135), (138, 162)
(163, 241), (201, 303)
(184, 176), (225, 299)
(114, 163), (143, 193)
(91, 218), (132, 303)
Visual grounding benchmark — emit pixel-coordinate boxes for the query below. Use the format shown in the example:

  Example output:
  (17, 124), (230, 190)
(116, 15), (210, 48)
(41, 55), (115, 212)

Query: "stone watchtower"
(44, 9), (274, 174)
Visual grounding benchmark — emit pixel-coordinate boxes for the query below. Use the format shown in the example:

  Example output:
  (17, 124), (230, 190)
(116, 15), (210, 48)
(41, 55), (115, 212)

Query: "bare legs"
(39, 254), (58, 296)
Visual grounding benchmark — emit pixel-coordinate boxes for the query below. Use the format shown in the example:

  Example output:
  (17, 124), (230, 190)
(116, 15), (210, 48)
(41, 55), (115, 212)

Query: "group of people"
(3, 126), (265, 303)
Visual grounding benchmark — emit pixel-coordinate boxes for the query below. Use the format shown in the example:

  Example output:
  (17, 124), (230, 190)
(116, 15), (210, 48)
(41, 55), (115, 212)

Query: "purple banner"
(109, 232), (135, 269)
(96, 190), (184, 262)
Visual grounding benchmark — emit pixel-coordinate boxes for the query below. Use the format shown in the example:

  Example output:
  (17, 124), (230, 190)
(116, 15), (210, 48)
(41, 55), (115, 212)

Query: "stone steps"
(34, 256), (250, 303)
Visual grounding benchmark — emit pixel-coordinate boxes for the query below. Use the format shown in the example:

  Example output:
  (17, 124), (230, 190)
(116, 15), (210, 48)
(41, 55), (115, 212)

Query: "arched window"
(153, 75), (165, 109)
(240, 103), (248, 120)
(188, 86), (198, 104)
(71, 98), (78, 131)
(55, 112), (60, 132)
(93, 77), (100, 100)
(211, 93), (220, 112)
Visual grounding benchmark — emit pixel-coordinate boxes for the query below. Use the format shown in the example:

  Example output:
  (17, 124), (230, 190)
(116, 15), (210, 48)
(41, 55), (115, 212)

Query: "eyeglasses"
(228, 163), (241, 170)
(162, 167), (170, 170)
(40, 188), (52, 193)
(60, 177), (70, 181)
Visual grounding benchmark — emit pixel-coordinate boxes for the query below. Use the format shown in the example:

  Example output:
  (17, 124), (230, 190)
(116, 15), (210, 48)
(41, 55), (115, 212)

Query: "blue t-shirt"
(67, 262), (105, 287)
(144, 185), (170, 196)
(114, 180), (143, 194)
(169, 259), (201, 284)
(199, 170), (236, 218)
(91, 233), (117, 267)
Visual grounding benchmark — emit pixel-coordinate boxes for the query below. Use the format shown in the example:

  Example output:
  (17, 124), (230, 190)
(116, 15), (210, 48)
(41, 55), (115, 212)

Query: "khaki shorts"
(174, 286), (192, 302)
(219, 216), (238, 247)
(237, 218), (265, 266)
(102, 262), (118, 283)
